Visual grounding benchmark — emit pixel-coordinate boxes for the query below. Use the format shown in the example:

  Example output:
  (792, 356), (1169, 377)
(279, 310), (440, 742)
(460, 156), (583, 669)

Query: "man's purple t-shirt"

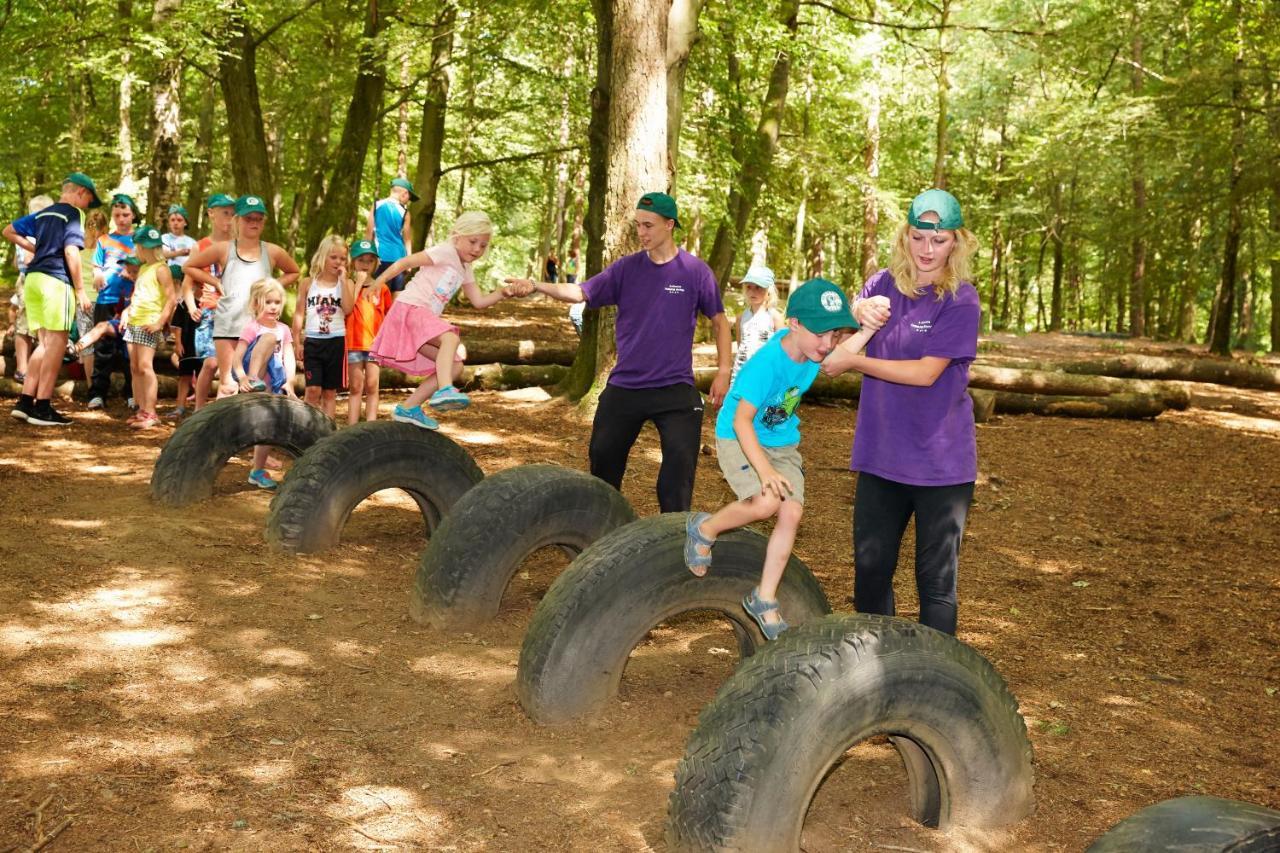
(852, 269), (981, 486)
(581, 248), (723, 389)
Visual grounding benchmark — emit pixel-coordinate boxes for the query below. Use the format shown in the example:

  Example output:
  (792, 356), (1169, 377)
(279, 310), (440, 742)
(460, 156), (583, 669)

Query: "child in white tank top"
(293, 235), (353, 418)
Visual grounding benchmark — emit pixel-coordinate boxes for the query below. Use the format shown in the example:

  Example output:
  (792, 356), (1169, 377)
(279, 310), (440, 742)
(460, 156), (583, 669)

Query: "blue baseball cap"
(907, 189), (964, 231)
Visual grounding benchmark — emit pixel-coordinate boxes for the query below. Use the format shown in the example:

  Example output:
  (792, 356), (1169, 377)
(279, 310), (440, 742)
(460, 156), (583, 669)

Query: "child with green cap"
(344, 238), (392, 423)
(119, 225), (176, 429)
(182, 194), (236, 410)
(685, 278), (875, 640)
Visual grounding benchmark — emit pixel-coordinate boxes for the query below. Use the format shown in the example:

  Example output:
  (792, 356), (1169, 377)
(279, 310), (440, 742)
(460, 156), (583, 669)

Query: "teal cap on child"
(167, 204), (190, 223)
(64, 172), (103, 208)
(741, 265), (775, 289)
(391, 177), (420, 202)
(111, 193), (140, 217)
(350, 239), (377, 258)
(235, 195), (267, 216)
(206, 193), (235, 210)
(134, 225), (165, 248)
(907, 189), (964, 231)
(785, 278), (858, 334)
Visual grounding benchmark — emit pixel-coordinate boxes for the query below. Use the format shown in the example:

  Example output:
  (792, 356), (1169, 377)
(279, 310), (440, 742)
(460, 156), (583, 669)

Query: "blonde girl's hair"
(83, 209), (109, 245)
(249, 277), (287, 316)
(450, 211), (493, 238)
(135, 244), (163, 265)
(743, 281), (779, 311)
(309, 234), (348, 281)
(887, 221), (979, 300)
(28, 194), (53, 214)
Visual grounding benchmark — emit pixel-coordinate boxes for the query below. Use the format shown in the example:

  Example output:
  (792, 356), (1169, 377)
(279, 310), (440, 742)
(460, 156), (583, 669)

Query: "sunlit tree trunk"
(665, 0), (706, 190)
(1209, 0), (1246, 356)
(410, 2), (456, 251)
(397, 52), (411, 178)
(184, 92), (216, 236)
(1129, 28), (1147, 338)
(859, 6), (882, 284)
(931, 0), (951, 188)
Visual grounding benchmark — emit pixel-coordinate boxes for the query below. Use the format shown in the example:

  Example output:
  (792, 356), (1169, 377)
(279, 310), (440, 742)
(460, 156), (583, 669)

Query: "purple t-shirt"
(581, 248), (723, 389)
(851, 269), (981, 486)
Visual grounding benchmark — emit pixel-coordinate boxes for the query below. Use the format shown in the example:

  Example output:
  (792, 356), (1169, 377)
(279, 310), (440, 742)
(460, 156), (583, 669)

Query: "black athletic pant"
(853, 471), (974, 635)
(588, 382), (705, 513)
(88, 303), (132, 402)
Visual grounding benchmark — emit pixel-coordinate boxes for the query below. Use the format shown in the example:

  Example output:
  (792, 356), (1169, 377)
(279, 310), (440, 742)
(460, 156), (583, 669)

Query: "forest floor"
(1, 300), (1277, 851)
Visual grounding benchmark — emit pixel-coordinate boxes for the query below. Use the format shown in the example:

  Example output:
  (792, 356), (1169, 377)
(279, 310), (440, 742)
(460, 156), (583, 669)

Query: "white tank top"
(304, 276), (346, 338)
(733, 306), (778, 381)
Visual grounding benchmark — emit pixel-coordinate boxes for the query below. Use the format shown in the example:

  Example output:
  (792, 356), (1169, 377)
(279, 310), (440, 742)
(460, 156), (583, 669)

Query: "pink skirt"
(369, 301), (463, 377)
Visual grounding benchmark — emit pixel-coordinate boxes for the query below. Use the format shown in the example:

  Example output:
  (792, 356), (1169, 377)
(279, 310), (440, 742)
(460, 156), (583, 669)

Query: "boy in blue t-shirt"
(3, 171), (102, 425)
(684, 279), (874, 640)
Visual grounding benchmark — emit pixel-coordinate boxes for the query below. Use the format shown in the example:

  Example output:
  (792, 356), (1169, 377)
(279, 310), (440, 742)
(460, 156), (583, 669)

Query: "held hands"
(501, 278), (535, 298)
(854, 295), (891, 331)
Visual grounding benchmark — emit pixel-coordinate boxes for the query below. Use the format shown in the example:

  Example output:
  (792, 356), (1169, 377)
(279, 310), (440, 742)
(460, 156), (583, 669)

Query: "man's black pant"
(852, 471), (974, 635)
(589, 382), (705, 512)
(88, 303), (131, 402)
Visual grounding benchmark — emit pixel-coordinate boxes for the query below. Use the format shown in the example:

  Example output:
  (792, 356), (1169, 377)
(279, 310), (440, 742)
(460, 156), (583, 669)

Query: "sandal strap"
(687, 512), (716, 547)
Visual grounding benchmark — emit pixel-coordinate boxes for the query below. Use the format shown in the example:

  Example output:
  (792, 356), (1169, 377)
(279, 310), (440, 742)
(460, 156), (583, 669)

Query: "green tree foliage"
(0, 0), (1274, 349)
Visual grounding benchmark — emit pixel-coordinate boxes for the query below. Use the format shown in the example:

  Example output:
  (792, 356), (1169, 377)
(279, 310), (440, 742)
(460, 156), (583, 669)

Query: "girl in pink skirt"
(369, 210), (516, 430)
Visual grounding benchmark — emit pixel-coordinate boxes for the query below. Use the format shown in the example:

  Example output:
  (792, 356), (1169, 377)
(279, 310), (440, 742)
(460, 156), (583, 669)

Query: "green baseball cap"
(111, 193), (140, 217)
(167, 203), (190, 223)
(785, 278), (858, 334)
(907, 188), (964, 231)
(350, 239), (377, 259)
(235, 194), (267, 216)
(391, 177), (420, 202)
(120, 255), (143, 267)
(636, 191), (680, 227)
(64, 172), (103, 208)
(134, 224), (165, 248)
(206, 193), (235, 210)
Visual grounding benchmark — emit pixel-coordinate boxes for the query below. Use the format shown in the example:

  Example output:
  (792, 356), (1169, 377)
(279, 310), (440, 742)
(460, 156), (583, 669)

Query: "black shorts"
(171, 303), (203, 375)
(304, 336), (345, 390)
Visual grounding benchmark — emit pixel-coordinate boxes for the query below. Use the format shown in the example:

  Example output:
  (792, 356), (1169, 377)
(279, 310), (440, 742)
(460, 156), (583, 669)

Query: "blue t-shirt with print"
(97, 270), (136, 307)
(714, 330), (819, 447)
(11, 203), (86, 283)
(373, 198), (407, 263)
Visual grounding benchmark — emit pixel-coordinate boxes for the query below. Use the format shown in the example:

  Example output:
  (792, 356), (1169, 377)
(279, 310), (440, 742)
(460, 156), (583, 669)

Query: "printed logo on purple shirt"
(664, 283), (686, 294)
(910, 320), (933, 332)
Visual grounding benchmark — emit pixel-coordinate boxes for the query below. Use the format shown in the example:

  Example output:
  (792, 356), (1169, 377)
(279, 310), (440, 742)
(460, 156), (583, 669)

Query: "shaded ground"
(1, 301), (1278, 851)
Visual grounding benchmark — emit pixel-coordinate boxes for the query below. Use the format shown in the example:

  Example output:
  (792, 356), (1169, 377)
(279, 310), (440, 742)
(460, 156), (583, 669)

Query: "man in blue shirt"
(3, 172), (102, 425)
(365, 177), (416, 293)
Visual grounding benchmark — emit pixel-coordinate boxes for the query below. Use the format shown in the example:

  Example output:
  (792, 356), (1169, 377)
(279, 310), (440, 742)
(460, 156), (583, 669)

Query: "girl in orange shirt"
(344, 239), (392, 423)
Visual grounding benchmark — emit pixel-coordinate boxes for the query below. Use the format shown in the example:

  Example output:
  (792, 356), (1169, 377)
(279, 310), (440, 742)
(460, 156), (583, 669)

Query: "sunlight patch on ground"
(440, 426), (505, 445)
(49, 518), (105, 530)
(498, 386), (552, 403)
(407, 650), (516, 684)
(257, 646), (314, 668)
(8, 733), (198, 779)
(354, 488), (420, 509)
(1101, 694), (1140, 707)
(326, 785), (451, 846)
(236, 760), (296, 784)
(101, 626), (189, 648)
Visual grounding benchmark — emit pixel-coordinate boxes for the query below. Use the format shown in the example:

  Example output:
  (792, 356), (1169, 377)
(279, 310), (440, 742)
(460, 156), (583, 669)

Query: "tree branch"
(439, 145), (583, 176)
(802, 0), (1055, 37)
(253, 0), (324, 47)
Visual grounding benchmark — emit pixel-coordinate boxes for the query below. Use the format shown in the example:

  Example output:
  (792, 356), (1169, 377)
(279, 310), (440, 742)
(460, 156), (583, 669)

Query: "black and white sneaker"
(29, 406), (73, 426)
(10, 399), (33, 421)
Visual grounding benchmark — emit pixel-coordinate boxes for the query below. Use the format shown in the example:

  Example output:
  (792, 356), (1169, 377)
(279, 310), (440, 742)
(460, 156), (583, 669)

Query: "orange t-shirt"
(346, 281), (393, 351)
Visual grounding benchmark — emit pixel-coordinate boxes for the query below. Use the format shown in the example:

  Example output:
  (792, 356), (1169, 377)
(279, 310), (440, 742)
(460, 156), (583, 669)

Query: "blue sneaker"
(392, 404), (439, 430)
(428, 385), (470, 412)
(247, 469), (277, 490)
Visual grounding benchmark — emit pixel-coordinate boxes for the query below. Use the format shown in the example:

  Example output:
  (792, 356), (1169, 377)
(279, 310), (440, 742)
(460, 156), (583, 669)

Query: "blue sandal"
(743, 587), (789, 641)
(684, 512), (715, 577)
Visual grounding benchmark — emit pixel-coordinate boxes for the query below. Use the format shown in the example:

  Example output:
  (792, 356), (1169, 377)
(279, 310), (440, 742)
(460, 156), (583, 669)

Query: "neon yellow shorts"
(23, 271), (75, 333)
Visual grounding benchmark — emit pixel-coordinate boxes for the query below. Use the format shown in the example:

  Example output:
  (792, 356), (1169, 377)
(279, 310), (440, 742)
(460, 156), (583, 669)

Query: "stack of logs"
(4, 336), (1279, 420)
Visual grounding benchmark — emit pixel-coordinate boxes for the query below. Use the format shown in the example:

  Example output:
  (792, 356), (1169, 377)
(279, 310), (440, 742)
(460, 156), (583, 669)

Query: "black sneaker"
(10, 398), (33, 422)
(29, 406), (72, 427)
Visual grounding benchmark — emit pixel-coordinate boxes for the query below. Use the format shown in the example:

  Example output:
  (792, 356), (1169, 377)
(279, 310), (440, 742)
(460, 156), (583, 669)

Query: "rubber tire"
(1086, 796), (1280, 852)
(515, 513), (831, 725)
(409, 464), (637, 630)
(264, 421), (483, 554)
(150, 394), (335, 507)
(666, 613), (1035, 852)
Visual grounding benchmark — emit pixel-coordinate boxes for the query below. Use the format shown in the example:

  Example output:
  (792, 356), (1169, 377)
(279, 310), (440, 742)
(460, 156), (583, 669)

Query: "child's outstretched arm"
(821, 325), (877, 377)
(376, 249), (433, 288)
(461, 278), (511, 310)
(733, 399), (793, 501)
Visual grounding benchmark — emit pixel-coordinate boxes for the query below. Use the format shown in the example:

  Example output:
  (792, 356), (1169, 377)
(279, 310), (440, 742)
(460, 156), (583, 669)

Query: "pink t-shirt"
(397, 242), (473, 315)
(239, 318), (293, 352)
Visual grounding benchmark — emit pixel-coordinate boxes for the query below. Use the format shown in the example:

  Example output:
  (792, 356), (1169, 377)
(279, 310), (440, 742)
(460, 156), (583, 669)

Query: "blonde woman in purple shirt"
(822, 189), (980, 635)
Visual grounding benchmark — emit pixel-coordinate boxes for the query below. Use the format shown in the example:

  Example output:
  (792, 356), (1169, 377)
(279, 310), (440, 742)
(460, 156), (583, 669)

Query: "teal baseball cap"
(111, 193), (140, 218)
(206, 193), (235, 210)
(785, 278), (858, 334)
(167, 203), (190, 223)
(636, 191), (680, 227)
(235, 194), (267, 216)
(350, 239), (377, 259)
(64, 172), (103, 208)
(907, 189), (964, 231)
(134, 224), (165, 248)
(741, 265), (776, 289)
(391, 177), (420, 202)
(120, 255), (143, 267)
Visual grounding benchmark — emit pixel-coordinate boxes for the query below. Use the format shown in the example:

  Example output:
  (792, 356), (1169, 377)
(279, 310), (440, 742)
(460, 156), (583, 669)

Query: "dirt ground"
(1, 301), (1278, 851)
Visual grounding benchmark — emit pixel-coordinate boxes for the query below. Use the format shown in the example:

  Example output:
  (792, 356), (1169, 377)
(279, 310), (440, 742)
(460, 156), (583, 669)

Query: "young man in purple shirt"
(507, 192), (732, 511)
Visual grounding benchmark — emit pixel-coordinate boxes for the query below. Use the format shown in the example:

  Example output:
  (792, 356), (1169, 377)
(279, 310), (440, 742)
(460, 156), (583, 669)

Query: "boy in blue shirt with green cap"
(684, 278), (875, 639)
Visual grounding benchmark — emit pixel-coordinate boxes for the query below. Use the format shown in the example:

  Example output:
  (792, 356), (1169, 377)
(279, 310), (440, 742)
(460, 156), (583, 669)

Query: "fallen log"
(967, 364), (1189, 409)
(460, 363), (568, 391)
(459, 339), (577, 365)
(991, 391), (1168, 419)
(1035, 354), (1280, 391)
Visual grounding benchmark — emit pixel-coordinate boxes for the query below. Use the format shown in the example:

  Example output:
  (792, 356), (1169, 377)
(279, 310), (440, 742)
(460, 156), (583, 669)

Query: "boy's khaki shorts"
(716, 438), (806, 504)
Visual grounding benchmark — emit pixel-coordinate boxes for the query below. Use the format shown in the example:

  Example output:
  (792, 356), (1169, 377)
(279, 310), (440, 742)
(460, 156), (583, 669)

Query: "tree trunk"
(146, 0), (184, 220)
(397, 51), (411, 178)
(118, 57), (137, 194)
(665, 0), (706, 189)
(859, 0), (882, 284)
(1129, 29), (1147, 338)
(704, 0), (801, 291)
(1266, 75), (1280, 351)
(931, 0), (951, 188)
(218, 0), (276, 222)
(184, 91), (217, 236)
(990, 391), (1169, 419)
(1049, 178), (1064, 331)
(409, 1), (457, 252)
(1209, 0), (1245, 357)
(306, 0), (389, 258)
(967, 364), (1188, 408)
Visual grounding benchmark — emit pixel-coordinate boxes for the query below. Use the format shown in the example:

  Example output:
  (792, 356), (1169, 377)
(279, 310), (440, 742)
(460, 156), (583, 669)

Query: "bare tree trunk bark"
(397, 51), (411, 178)
(1209, 0), (1245, 356)
(1129, 29), (1147, 338)
(306, 0), (389, 257)
(859, 4), (882, 284)
(665, 0), (705, 189)
(218, 0), (276, 223)
(184, 92), (216, 236)
(931, 0), (951, 188)
(409, 2), (456, 252)
(146, 0), (184, 220)
(1049, 177), (1064, 331)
